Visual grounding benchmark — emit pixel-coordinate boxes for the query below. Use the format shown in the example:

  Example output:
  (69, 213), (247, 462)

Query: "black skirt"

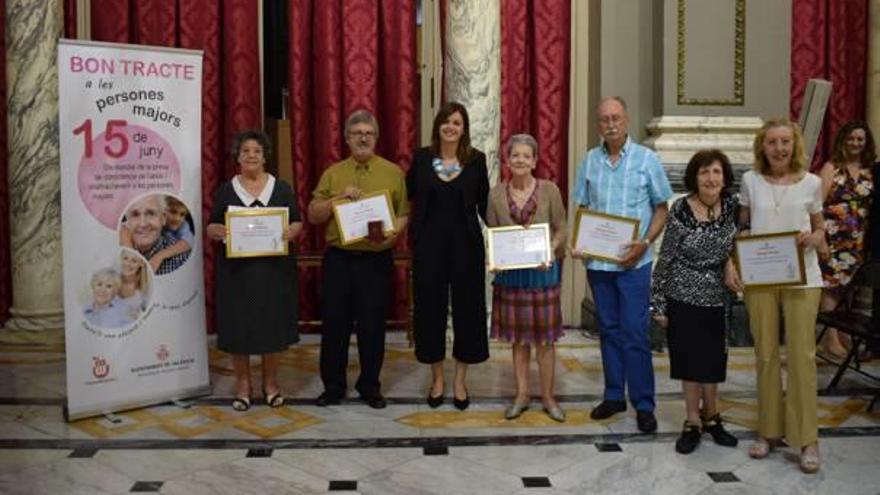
(666, 299), (727, 383)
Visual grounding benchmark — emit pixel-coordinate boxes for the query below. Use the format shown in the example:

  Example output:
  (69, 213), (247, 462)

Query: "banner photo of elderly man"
(58, 39), (209, 421)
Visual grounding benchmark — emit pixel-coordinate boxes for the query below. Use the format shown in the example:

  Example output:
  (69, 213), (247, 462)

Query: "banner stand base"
(103, 412), (123, 424)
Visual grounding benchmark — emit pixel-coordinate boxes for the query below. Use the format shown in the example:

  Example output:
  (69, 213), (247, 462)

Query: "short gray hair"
(128, 194), (167, 217)
(597, 95), (628, 112)
(505, 133), (539, 159)
(344, 110), (379, 138)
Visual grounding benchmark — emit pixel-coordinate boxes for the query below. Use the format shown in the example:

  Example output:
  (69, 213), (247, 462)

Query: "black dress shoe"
(702, 413), (738, 447)
(361, 393), (387, 409)
(453, 395), (470, 411)
(590, 400), (626, 420)
(426, 393), (444, 408)
(315, 392), (342, 407)
(675, 421), (702, 454)
(636, 410), (658, 433)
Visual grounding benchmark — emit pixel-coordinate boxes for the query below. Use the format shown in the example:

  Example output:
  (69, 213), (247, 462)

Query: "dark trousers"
(320, 247), (393, 397)
(412, 236), (488, 365)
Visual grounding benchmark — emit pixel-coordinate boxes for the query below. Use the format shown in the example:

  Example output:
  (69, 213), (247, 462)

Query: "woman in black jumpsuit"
(407, 102), (490, 410)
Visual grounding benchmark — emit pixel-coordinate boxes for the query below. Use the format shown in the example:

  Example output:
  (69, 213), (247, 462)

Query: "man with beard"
(308, 110), (409, 409)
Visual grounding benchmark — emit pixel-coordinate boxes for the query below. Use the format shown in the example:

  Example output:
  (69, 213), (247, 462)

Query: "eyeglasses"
(349, 131), (377, 140)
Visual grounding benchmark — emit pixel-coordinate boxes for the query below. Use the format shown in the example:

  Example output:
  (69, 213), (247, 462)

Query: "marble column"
(868, 0), (880, 134)
(3, 0), (65, 333)
(443, 0), (501, 185)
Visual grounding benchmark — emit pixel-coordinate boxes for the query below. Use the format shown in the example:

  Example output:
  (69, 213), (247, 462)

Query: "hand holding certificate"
(487, 223), (552, 271)
(571, 209), (640, 262)
(225, 207), (289, 258)
(734, 231), (806, 287)
(332, 190), (397, 245)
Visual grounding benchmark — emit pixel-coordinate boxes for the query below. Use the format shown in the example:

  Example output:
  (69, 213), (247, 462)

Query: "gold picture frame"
(572, 208), (640, 263)
(486, 223), (552, 272)
(225, 207), (289, 258)
(734, 231), (806, 288)
(331, 189), (397, 246)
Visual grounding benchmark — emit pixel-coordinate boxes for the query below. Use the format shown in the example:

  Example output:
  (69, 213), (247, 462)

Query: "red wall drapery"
(288, 0), (418, 328)
(790, 0), (868, 170)
(63, 0), (77, 38)
(500, 0), (570, 199)
(0, 0), (11, 326)
(88, 0), (262, 332)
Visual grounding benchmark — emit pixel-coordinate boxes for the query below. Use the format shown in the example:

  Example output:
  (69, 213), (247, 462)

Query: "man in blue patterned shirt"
(573, 96), (673, 433)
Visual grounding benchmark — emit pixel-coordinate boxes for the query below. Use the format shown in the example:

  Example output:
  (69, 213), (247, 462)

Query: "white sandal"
(800, 445), (820, 474)
(748, 437), (779, 459)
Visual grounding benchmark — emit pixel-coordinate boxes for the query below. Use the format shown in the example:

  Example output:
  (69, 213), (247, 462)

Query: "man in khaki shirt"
(308, 110), (409, 408)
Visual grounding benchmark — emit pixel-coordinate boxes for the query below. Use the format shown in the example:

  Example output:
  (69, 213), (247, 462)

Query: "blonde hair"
(120, 250), (149, 293)
(91, 268), (121, 292)
(752, 117), (807, 174)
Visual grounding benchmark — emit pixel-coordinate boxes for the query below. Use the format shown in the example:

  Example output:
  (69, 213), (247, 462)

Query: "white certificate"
(332, 190), (396, 245)
(572, 209), (640, 262)
(487, 223), (552, 271)
(225, 207), (289, 258)
(735, 231), (806, 287)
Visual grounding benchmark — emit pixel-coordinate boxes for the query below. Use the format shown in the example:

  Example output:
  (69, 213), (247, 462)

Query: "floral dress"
(821, 166), (873, 289)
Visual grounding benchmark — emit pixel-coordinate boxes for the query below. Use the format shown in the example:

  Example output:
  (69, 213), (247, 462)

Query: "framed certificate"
(332, 190), (397, 245)
(487, 223), (552, 271)
(734, 231), (806, 287)
(572, 208), (640, 262)
(225, 207), (289, 258)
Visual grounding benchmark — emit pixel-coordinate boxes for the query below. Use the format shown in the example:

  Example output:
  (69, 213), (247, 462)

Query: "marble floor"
(0, 331), (878, 494)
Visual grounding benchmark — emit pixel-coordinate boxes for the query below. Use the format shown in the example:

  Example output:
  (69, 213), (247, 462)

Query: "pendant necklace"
(695, 195), (719, 221)
(768, 175), (789, 214)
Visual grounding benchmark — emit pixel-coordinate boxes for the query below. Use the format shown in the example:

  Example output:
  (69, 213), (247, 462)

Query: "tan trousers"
(743, 287), (821, 448)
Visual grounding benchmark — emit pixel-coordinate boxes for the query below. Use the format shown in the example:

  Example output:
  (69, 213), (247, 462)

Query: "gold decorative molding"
(676, 0), (746, 106)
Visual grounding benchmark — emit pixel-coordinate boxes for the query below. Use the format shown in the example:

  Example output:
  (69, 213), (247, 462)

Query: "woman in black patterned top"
(651, 149), (739, 454)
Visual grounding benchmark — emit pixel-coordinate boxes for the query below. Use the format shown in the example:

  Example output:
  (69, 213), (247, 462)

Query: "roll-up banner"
(58, 40), (209, 421)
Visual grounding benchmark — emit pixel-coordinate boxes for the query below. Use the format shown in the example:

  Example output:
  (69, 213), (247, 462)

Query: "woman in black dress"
(408, 102), (490, 410)
(651, 149), (739, 454)
(206, 130), (302, 411)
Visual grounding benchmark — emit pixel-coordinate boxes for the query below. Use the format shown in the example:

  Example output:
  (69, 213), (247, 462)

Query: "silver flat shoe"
(504, 402), (530, 420)
(543, 406), (566, 423)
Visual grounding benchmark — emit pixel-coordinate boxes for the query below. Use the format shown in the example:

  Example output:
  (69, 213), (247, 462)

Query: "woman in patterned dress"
(487, 134), (567, 422)
(651, 149), (739, 454)
(817, 121), (875, 358)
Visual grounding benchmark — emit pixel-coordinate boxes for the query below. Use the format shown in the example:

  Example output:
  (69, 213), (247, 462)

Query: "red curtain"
(790, 0), (868, 171)
(0, 0), (11, 326)
(500, 0), (570, 199)
(63, 0), (77, 38)
(87, 0), (262, 332)
(289, 0), (418, 328)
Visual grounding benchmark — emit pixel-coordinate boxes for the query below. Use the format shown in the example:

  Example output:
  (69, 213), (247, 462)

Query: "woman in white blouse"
(726, 117), (825, 473)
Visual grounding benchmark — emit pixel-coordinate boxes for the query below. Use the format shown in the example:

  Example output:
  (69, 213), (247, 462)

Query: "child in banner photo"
(159, 195), (195, 255)
(83, 268), (133, 328)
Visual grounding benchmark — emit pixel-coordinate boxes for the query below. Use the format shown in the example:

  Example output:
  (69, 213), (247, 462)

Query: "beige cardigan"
(486, 179), (568, 260)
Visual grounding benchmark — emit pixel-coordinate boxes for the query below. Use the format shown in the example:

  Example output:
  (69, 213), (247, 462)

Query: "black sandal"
(265, 391), (285, 408)
(701, 413), (738, 447)
(232, 397), (251, 411)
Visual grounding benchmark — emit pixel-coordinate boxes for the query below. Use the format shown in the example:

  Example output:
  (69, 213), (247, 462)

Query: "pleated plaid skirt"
(491, 284), (563, 344)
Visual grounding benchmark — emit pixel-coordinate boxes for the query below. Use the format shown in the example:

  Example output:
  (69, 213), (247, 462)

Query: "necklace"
(765, 173), (791, 214)
(433, 157), (461, 179)
(694, 194), (720, 221)
(509, 178), (536, 201)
